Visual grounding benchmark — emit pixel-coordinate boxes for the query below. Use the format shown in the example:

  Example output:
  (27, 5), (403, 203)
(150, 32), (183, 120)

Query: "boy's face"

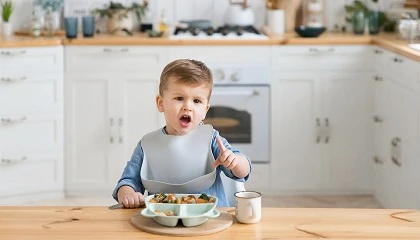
(156, 77), (211, 135)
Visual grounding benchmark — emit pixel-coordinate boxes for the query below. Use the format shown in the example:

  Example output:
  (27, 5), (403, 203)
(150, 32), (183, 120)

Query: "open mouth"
(180, 115), (191, 126)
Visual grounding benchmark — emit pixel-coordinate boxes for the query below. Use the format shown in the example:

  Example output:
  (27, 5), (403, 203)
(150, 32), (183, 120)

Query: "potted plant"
(1, 0), (14, 36)
(92, 1), (147, 35)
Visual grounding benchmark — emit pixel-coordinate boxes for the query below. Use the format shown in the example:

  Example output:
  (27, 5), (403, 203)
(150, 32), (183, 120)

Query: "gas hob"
(169, 24), (268, 40)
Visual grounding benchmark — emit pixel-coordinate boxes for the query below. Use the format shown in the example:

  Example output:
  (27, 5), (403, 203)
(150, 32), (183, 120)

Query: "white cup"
(234, 191), (261, 224)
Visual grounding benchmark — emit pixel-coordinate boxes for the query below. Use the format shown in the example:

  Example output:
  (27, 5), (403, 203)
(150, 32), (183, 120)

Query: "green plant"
(1, 0), (13, 22)
(92, 1), (147, 22)
(344, 0), (396, 32)
(34, 0), (63, 12)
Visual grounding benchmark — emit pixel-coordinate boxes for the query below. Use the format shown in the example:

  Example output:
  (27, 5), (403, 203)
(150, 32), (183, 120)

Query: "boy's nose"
(183, 102), (192, 111)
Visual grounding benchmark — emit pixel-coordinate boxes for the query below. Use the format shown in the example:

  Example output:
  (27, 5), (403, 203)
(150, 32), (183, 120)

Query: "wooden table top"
(1, 206), (420, 239)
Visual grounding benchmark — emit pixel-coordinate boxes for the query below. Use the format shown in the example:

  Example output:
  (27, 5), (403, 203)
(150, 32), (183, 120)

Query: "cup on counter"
(234, 191), (262, 224)
(65, 17), (78, 38)
(82, 16), (95, 37)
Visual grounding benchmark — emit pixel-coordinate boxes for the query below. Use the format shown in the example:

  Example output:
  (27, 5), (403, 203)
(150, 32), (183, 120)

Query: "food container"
(141, 193), (220, 227)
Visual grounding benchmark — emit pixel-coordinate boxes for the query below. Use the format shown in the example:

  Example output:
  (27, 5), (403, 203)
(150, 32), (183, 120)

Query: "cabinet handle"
(109, 118), (115, 143)
(118, 118), (124, 143)
(373, 156), (383, 164)
(391, 137), (402, 167)
(315, 118), (321, 143)
(373, 115), (383, 123)
(393, 57), (403, 63)
(374, 75), (383, 82)
(1, 116), (27, 124)
(1, 156), (27, 164)
(309, 47), (335, 53)
(374, 49), (383, 54)
(0, 76), (27, 83)
(103, 48), (130, 53)
(324, 118), (330, 143)
(0, 50), (26, 56)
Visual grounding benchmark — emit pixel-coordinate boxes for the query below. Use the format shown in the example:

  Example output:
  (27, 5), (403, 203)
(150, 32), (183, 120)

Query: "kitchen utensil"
(225, 0), (255, 26)
(108, 203), (124, 210)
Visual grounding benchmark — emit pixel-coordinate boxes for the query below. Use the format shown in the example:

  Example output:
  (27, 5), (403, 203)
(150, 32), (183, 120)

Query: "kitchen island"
(1, 206), (420, 239)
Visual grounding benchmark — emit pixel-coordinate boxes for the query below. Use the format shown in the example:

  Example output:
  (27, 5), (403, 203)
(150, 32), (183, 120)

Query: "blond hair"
(159, 59), (213, 99)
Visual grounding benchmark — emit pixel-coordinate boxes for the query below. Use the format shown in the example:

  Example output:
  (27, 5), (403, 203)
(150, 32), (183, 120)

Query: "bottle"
(31, 8), (42, 37)
(158, 10), (167, 32)
(44, 6), (56, 36)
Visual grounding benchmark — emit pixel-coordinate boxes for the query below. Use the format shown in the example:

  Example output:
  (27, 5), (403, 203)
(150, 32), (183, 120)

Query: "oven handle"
(212, 90), (259, 96)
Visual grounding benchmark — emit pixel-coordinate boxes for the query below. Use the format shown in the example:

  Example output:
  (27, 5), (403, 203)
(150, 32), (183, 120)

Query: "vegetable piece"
(198, 193), (210, 201)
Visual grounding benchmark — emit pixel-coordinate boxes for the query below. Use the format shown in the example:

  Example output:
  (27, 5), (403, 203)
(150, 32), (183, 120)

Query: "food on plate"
(154, 210), (176, 216)
(149, 193), (216, 204)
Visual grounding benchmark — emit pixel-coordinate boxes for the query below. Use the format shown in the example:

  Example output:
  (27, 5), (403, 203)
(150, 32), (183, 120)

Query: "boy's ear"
(156, 95), (164, 112)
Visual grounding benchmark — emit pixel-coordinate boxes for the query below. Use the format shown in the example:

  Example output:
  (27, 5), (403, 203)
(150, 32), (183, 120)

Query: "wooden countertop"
(1, 32), (419, 61)
(1, 206), (420, 239)
(0, 35), (62, 47)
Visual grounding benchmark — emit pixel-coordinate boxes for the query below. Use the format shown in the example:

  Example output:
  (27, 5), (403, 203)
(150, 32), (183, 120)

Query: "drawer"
(245, 163), (271, 191)
(0, 46), (63, 73)
(0, 73), (63, 114)
(65, 46), (166, 73)
(272, 45), (373, 71)
(0, 152), (63, 197)
(0, 113), (62, 152)
(385, 53), (420, 94)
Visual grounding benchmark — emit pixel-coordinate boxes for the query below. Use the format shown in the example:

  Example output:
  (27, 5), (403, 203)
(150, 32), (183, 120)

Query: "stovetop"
(169, 24), (268, 40)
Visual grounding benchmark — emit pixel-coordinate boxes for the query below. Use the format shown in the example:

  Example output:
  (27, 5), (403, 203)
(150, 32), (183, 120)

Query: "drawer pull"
(309, 48), (335, 53)
(1, 156), (27, 164)
(1, 76), (27, 83)
(374, 75), (383, 81)
(374, 49), (383, 54)
(103, 48), (130, 53)
(1, 116), (27, 124)
(393, 57), (403, 63)
(0, 50), (26, 56)
(373, 115), (383, 123)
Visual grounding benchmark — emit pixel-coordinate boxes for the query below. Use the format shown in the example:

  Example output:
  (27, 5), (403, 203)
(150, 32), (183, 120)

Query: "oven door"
(203, 85), (269, 163)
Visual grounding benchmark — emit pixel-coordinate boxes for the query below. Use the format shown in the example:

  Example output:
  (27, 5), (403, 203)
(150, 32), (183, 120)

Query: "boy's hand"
(213, 136), (238, 170)
(117, 186), (145, 208)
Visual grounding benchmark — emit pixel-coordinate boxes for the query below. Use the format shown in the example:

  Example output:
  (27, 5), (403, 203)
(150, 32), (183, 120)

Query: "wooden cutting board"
(130, 212), (234, 236)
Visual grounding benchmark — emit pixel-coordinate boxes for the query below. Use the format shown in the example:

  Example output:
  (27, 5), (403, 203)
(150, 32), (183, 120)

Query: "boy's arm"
(211, 130), (252, 180)
(112, 142), (145, 201)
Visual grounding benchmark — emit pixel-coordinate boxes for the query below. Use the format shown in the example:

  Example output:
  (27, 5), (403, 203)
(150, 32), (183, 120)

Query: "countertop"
(1, 206), (420, 239)
(1, 32), (419, 61)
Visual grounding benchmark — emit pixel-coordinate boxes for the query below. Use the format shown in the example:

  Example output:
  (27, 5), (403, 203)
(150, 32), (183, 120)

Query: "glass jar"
(44, 6), (56, 36)
(368, 11), (380, 35)
(353, 10), (366, 35)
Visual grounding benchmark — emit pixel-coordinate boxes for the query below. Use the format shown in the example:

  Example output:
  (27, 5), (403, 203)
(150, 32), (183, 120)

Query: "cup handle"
(249, 203), (256, 219)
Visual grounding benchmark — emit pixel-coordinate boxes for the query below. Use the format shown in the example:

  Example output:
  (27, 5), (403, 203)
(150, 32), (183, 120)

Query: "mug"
(234, 191), (261, 224)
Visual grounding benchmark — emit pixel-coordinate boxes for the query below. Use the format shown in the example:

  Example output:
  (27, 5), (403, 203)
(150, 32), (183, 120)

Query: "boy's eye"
(175, 97), (183, 101)
(193, 99), (202, 103)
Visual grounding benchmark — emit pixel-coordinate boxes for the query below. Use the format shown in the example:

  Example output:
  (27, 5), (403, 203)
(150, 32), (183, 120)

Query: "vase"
(1, 22), (13, 37)
(107, 9), (134, 35)
(368, 11), (380, 35)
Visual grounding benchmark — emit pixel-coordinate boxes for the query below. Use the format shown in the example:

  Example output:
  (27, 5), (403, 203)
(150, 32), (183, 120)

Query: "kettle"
(224, 0), (255, 26)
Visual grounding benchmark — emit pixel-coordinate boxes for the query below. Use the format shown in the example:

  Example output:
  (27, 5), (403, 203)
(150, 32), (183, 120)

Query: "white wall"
(3, 0), (405, 32)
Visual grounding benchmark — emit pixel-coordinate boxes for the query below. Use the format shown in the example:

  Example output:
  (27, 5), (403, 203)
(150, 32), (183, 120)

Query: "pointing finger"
(216, 136), (226, 152)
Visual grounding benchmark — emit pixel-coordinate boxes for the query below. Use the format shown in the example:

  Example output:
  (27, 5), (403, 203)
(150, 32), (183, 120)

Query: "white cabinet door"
(65, 73), (162, 194)
(324, 72), (372, 192)
(271, 71), (326, 191)
(65, 73), (114, 193)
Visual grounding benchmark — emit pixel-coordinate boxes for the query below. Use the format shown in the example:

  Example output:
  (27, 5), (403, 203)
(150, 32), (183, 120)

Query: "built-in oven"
(203, 64), (270, 163)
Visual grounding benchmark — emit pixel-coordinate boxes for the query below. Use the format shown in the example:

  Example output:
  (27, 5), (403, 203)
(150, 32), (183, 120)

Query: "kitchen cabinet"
(65, 46), (166, 195)
(372, 47), (420, 209)
(270, 45), (373, 193)
(0, 46), (64, 201)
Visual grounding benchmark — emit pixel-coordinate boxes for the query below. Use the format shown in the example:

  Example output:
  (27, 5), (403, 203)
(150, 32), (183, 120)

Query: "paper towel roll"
(267, 9), (285, 35)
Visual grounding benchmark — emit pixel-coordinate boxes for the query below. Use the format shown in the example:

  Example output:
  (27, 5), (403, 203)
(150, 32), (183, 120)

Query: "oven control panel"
(209, 64), (269, 85)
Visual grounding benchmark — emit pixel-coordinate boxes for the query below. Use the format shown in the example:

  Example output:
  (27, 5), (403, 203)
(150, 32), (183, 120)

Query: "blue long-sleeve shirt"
(112, 128), (251, 207)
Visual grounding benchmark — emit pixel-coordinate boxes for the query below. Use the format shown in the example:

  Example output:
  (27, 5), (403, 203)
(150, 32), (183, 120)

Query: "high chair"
(220, 173), (246, 207)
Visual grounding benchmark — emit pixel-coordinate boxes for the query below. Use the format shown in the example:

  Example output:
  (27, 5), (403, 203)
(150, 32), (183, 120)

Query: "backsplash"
(5, 0), (406, 32)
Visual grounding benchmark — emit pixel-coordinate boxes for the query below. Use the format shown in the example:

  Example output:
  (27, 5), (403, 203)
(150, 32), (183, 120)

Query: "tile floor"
(13, 194), (383, 209)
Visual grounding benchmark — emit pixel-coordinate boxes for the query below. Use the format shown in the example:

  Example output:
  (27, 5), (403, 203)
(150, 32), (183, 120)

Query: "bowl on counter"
(295, 25), (326, 38)
(141, 193), (220, 227)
